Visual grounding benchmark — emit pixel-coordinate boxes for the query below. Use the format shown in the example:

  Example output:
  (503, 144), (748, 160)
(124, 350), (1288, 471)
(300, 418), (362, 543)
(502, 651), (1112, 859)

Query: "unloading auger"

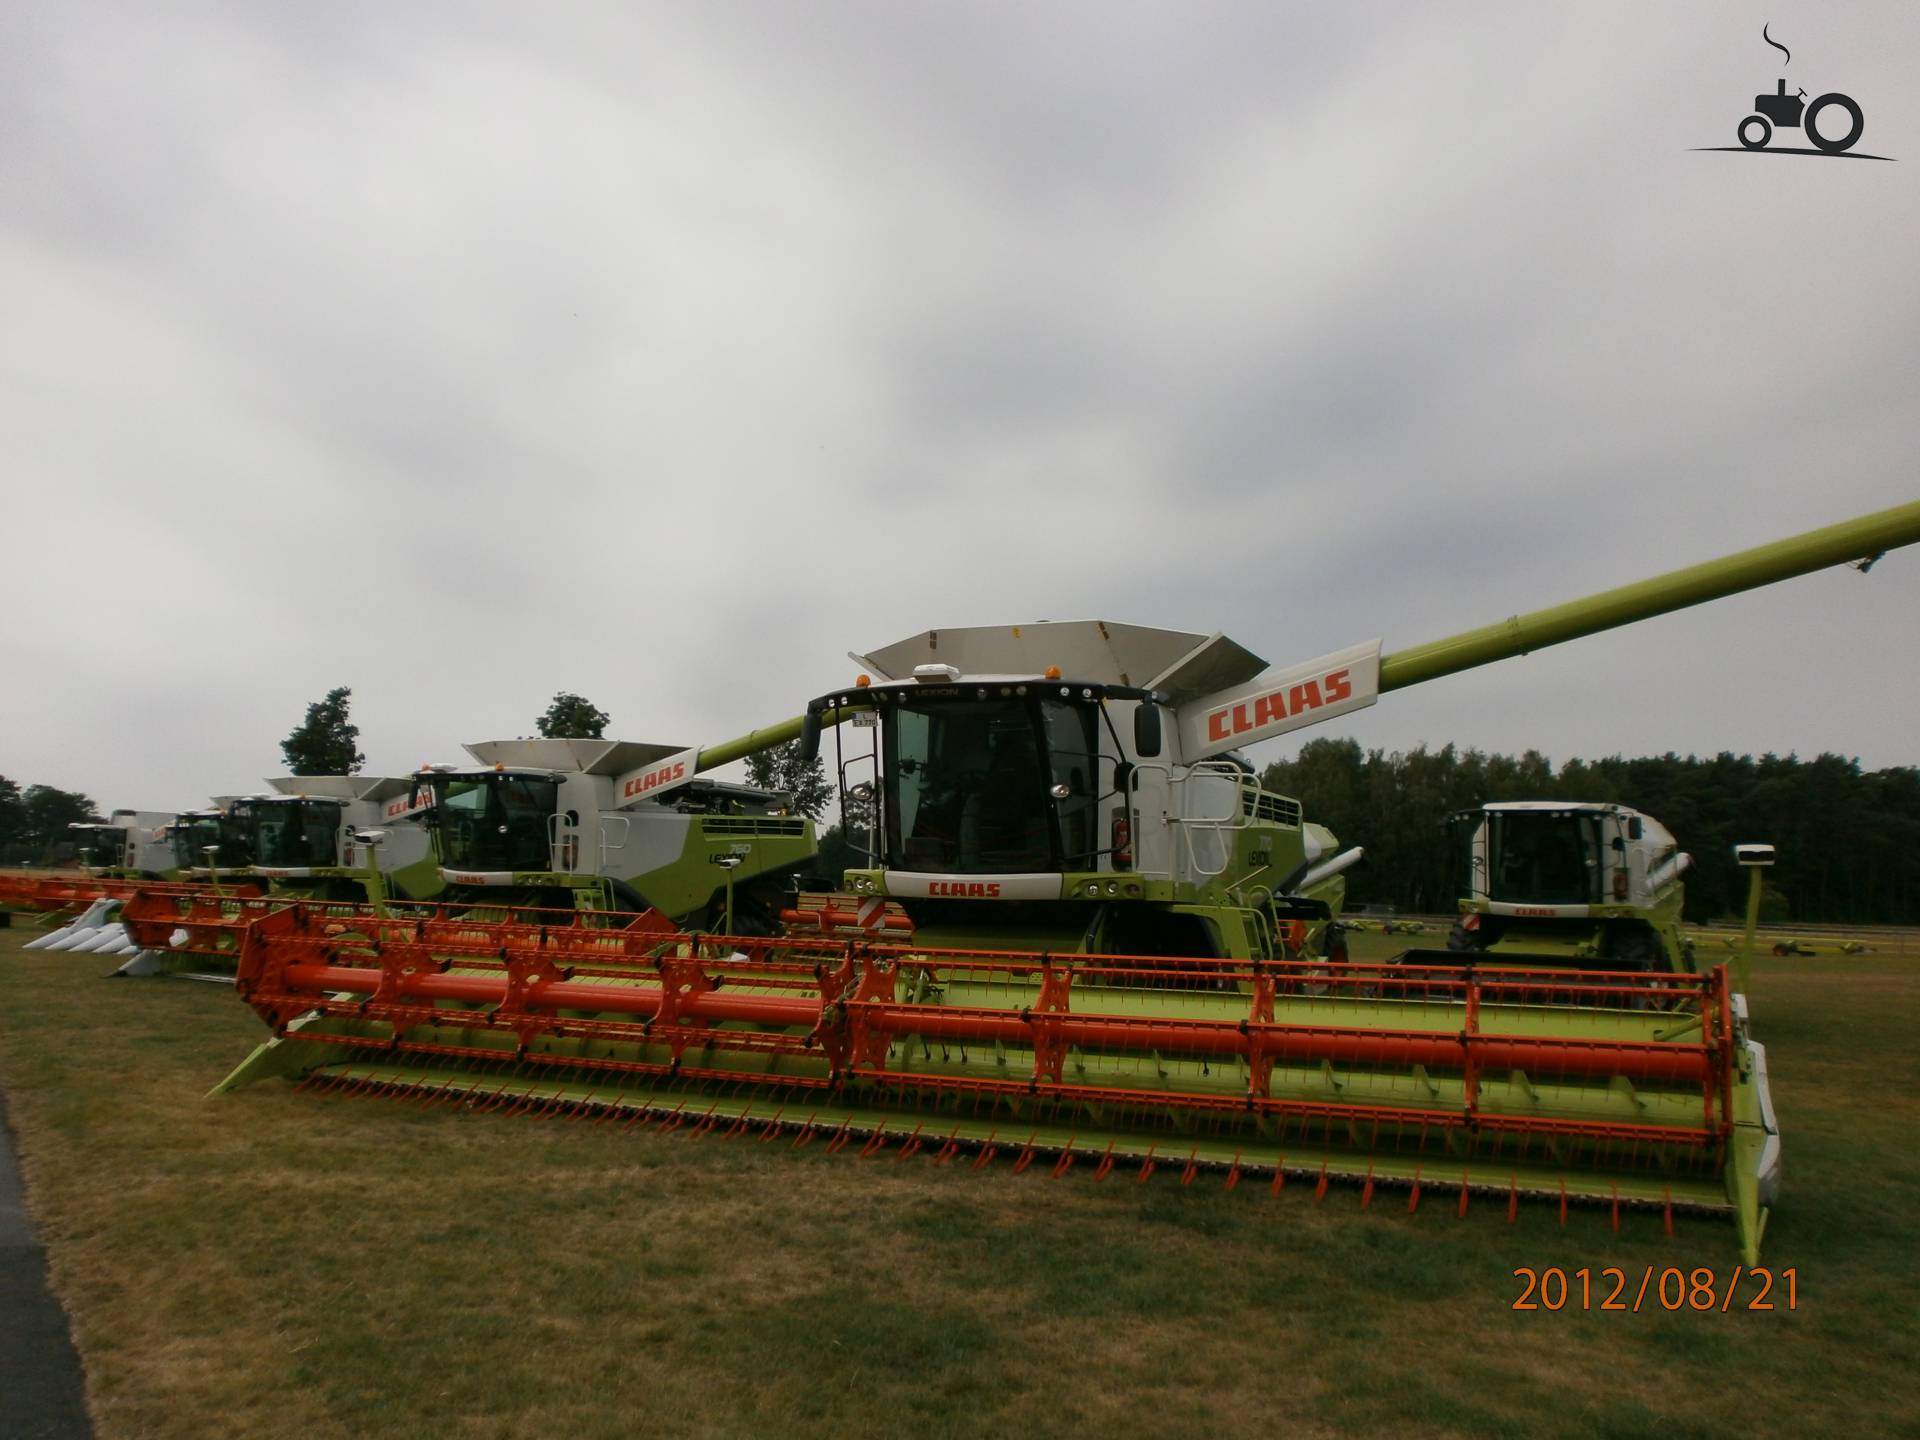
(217, 500), (1920, 1263)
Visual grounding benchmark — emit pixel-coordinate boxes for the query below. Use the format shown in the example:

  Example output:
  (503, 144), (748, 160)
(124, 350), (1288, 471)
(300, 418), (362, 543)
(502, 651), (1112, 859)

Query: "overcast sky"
(3, 2), (1916, 814)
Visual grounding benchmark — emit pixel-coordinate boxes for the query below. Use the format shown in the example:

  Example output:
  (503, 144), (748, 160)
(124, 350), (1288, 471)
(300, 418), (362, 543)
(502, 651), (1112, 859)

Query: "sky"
(2, 2), (1916, 814)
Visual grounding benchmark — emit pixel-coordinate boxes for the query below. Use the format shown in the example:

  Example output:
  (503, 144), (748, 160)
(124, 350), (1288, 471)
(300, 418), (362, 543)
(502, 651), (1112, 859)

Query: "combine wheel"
(1324, 924), (1350, 967)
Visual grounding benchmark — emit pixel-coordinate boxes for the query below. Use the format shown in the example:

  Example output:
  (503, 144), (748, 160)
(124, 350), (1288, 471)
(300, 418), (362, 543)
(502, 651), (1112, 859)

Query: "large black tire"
(1445, 920), (1483, 953)
(1805, 93), (1864, 154)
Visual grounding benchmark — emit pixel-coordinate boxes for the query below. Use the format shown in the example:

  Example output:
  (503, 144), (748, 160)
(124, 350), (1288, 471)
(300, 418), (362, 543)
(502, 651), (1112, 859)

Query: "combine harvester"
(64, 811), (178, 878)
(114, 778), (437, 976)
(217, 501), (1920, 1262)
(1425, 803), (1696, 973)
(117, 728), (826, 971)
(410, 737), (818, 930)
(230, 777), (440, 904)
(4, 807), (264, 962)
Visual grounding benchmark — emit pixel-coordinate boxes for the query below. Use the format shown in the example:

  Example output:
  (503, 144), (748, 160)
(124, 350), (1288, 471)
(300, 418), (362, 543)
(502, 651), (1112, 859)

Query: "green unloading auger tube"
(1377, 500), (1920, 691)
(218, 501), (1919, 1263)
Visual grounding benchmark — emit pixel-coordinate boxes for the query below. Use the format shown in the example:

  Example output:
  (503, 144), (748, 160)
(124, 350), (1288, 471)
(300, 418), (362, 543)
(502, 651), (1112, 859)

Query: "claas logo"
(1206, 668), (1353, 743)
(622, 761), (688, 800)
(929, 881), (1003, 897)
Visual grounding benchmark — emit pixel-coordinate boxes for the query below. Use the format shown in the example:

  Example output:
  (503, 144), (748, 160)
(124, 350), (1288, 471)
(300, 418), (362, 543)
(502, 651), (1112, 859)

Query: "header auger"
(216, 499), (1920, 1263)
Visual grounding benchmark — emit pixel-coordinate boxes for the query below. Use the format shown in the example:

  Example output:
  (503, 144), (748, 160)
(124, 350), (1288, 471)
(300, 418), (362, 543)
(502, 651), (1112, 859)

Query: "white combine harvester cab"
(64, 811), (175, 876)
(1456, 802), (1691, 917)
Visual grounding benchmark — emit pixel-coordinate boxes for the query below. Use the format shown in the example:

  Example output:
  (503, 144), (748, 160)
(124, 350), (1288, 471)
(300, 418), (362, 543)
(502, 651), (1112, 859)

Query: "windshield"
(1486, 811), (1603, 905)
(428, 774), (559, 872)
(173, 816), (227, 868)
(174, 814), (253, 868)
(248, 800), (342, 868)
(69, 827), (124, 868)
(883, 697), (1102, 874)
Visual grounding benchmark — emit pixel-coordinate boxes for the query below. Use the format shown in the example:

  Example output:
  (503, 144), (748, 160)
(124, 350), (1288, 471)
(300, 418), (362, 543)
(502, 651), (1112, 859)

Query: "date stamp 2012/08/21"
(1512, 1267), (1799, 1312)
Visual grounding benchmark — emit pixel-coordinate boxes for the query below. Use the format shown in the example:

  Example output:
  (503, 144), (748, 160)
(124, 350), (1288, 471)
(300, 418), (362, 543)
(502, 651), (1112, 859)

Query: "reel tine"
(972, 1130), (999, 1170)
(1135, 1143), (1158, 1185)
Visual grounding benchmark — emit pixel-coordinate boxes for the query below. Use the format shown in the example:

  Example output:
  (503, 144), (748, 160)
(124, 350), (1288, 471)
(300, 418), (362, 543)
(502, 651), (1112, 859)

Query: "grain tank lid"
(461, 738), (689, 776)
(108, 809), (175, 827)
(853, 621), (1249, 691)
(266, 775), (414, 803)
(1144, 632), (1271, 706)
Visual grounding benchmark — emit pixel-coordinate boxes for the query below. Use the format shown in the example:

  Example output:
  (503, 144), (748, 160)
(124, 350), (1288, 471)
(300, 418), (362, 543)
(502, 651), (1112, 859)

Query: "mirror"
(799, 709), (822, 764)
(1134, 703), (1163, 758)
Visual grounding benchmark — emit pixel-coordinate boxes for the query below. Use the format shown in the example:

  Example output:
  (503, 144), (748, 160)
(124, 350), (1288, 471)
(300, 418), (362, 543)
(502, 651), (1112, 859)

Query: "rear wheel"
(1805, 93), (1863, 153)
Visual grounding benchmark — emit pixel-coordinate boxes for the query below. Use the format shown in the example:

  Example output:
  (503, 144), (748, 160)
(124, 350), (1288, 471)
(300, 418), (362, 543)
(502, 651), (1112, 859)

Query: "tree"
(281, 686), (365, 774)
(21, 784), (102, 860)
(536, 692), (610, 739)
(744, 740), (834, 820)
(0, 775), (24, 856)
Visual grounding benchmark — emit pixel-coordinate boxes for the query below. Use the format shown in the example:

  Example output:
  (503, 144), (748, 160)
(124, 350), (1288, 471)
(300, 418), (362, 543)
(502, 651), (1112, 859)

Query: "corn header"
(216, 500), (1920, 1262)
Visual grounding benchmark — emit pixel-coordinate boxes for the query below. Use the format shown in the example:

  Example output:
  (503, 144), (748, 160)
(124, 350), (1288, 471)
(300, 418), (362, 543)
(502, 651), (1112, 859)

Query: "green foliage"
(0, 778), (102, 861)
(1262, 741), (1920, 925)
(280, 686), (365, 775)
(535, 692), (610, 739)
(0, 774), (23, 855)
(744, 740), (833, 820)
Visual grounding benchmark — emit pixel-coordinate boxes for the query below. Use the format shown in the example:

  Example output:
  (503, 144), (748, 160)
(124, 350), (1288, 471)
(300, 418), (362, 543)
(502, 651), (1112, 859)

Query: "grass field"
(1, 922), (1916, 1439)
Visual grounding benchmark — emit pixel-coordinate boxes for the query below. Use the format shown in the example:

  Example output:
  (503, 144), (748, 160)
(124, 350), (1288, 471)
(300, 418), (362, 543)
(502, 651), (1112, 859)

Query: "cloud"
(2, 1), (1916, 814)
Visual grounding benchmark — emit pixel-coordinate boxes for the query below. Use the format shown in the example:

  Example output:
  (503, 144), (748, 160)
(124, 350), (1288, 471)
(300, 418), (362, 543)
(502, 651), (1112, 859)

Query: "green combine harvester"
(1419, 803), (1696, 973)
(166, 802), (255, 877)
(410, 737), (818, 930)
(220, 500), (1920, 1262)
(232, 776), (442, 905)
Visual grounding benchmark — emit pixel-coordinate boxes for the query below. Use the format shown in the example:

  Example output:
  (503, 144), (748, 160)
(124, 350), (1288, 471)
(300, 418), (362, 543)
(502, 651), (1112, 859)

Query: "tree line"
(0, 776), (102, 863)
(1258, 739), (1920, 925)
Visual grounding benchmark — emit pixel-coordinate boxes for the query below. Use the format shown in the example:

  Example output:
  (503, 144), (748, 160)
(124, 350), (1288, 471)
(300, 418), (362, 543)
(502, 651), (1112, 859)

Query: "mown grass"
(0, 926), (1916, 1439)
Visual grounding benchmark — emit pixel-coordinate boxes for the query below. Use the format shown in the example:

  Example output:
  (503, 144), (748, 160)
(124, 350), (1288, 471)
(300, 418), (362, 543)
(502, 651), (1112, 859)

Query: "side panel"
(1176, 640), (1382, 760)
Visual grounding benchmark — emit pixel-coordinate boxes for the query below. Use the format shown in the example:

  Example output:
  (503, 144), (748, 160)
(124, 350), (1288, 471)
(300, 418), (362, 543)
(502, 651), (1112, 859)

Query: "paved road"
(0, 1088), (92, 1439)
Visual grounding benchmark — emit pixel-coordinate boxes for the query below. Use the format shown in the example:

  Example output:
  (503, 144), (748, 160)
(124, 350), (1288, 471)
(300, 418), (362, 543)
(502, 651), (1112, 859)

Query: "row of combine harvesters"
(8, 500), (1918, 1265)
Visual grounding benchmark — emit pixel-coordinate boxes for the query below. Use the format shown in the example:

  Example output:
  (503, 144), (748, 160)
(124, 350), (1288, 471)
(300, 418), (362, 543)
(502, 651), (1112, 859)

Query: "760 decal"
(1512, 1266), (1799, 1312)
